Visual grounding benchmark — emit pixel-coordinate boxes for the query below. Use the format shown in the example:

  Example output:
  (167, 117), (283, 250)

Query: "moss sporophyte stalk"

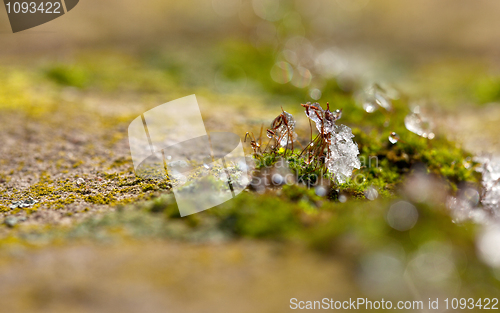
(247, 102), (361, 185)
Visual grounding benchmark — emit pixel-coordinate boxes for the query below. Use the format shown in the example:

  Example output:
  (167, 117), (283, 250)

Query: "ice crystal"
(302, 102), (341, 134)
(326, 123), (362, 183)
(303, 102), (361, 184)
(476, 156), (500, 215)
(269, 111), (297, 147)
(447, 156), (500, 224)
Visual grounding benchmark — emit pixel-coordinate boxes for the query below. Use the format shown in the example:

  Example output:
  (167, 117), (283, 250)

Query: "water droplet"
(363, 101), (377, 113)
(333, 109), (342, 120)
(338, 194), (347, 203)
(388, 132), (400, 144)
(404, 112), (435, 139)
(375, 93), (392, 111)
(76, 177), (85, 185)
(360, 84), (393, 112)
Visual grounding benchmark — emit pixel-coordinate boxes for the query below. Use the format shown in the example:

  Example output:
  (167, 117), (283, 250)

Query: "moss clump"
(140, 183), (157, 192)
(85, 193), (116, 205)
(29, 183), (55, 197)
(44, 64), (90, 88)
(57, 181), (81, 193)
(118, 178), (144, 187)
(248, 97), (479, 200)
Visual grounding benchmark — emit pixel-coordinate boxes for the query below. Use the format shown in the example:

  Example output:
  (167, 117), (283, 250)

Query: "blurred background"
(2, 0), (500, 150)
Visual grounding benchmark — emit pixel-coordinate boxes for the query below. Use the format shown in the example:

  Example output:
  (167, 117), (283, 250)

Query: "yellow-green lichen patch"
(84, 193), (117, 205)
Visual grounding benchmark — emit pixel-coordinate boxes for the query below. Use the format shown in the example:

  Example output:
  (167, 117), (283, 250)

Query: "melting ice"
(303, 103), (361, 184)
(404, 107), (435, 139)
(270, 111), (298, 147)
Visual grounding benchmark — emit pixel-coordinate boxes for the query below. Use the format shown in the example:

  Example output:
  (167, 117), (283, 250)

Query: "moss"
(84, 193), (117, 205)
(157, 181), (172, 190)
(118, 186), (135, 194)
(24, 204), (40, 215)
(140, 183), (157, 192)
(29, 183), (55, 197)
(60, 194), (76, 205)
(57, 181), (81, 193)
(473, 76), (500, 104)
(103, 172), (120, 180)
(249, 95), (479, 199)
(44, 64), (90, 88)
(109, 157), (130, 168)
(72, 160), (84, 168)
(0, 41), (497, 300)
(118, 178), (144, 187)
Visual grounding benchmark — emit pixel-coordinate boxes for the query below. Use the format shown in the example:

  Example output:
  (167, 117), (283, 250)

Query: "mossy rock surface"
(0, 42), (499, 311)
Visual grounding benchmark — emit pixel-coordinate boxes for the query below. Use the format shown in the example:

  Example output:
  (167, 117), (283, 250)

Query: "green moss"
(214, 192), (302, 239)
(44, 64), (90, 88)
(473, 76), (500, 104)
(249, 95), (479, 200)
